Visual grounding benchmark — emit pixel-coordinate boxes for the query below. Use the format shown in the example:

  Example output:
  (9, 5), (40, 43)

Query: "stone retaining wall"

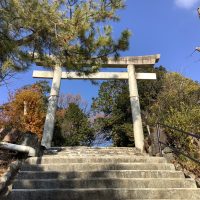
(0, 160), (22, 199)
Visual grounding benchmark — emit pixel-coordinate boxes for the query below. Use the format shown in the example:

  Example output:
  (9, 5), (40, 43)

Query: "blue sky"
(1, 0), (200, 106)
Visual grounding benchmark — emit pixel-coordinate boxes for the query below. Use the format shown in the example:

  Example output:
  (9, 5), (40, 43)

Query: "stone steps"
(17, 170), (185, 179)
(25, 156), (167, 164)
(8, 147), (200, 199)
(43, 147), (144, 156)
(21, 163), (175, 171)
(9, 188), (200, 200)
(13, 178), (196, 189)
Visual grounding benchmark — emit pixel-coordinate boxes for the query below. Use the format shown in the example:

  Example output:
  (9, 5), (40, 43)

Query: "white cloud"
(175, 0), (200, 9)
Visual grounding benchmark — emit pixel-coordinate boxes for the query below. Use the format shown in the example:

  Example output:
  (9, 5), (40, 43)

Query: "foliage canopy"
(91, 66), (167, 146)
(0, 81), (49, 139)
(0, 0), (130, 83)
(53, 103), (94, 146)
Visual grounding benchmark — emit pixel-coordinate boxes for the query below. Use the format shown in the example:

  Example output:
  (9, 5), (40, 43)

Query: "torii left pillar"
(127, 64), (144, 151)
(41, 65), (62, 148)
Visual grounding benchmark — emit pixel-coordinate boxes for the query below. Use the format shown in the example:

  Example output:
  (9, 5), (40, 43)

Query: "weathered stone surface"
(25, 156), (167, 165)
(2, 129), (20, 144)
(1, 129), (40, 147)
(8, 188), (200, 200)
(196, 178), (200, 188)
(0, 160), (22, 199)
(163, 147), (173, 154)
(18, 133), (40, 156)
(17, 170), (184, 180)
(0, 129), (40, 157)
(163, 152), (176, 163)
(149, 126), (169, 156)
(8, 147), (200, 200)
(13, 178), (196, 189)
(33, 71), (157, 80)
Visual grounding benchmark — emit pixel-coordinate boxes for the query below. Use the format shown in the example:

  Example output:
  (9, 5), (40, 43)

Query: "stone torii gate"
(33, 54), (160, 151)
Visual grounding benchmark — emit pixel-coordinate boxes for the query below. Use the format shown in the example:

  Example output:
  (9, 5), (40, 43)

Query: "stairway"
(8, 147), (200, 200)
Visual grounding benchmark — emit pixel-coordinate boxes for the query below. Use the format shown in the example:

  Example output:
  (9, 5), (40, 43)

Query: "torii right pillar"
(124, 54), (160, 152)
(127, 64), (144, 151)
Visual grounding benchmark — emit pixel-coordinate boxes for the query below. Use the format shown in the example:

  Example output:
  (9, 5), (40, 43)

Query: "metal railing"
(156, 123), (200, 164)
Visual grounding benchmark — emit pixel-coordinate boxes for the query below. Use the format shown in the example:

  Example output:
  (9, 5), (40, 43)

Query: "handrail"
(157, 123), (200, 139)
(159, 141), (200, 164)
(0, 142), (36, 157)
(155, 123), (200, 164)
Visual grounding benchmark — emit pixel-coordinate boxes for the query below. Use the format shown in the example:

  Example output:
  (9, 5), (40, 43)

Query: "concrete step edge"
(10, 188), (200, 191)
(18, 170), (181, 173)
(9, 188), (200, 199)
(25, 161), (168, 164)
(14, 178), (191, 181)
(14, 178), (197, 188)
(17, 170), (184, 179)
(28, 156), (165, 159)
(13, 178), (196, 188)
(21, 163), (175, 171)
(22, 163), (173, 166)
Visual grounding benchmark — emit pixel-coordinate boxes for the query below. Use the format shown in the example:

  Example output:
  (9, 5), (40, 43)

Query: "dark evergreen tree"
(54, 103), (94, 146)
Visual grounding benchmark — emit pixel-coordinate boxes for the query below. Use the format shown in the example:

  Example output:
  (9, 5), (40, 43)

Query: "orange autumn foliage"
(0, 84), (47, 140)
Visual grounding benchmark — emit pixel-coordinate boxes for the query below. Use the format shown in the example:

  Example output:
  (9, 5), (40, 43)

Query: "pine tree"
(0, 0), (130, 83)
(60, 103), (94, 146)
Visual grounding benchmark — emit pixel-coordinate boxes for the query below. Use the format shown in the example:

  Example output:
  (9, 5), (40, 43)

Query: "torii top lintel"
(33, 54), (160, 80)
(104, 54), (160, 68)
(34, 54), (160, 68)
